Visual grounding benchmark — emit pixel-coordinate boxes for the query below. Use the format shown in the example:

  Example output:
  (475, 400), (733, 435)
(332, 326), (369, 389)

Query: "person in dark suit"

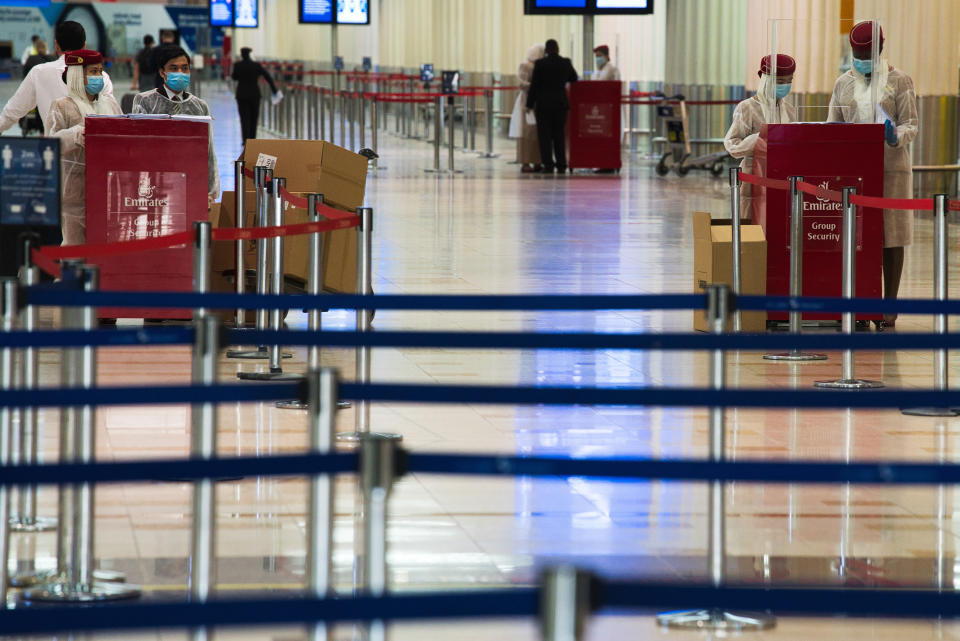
(525, 39), (578, 174)
(231, 47), (279, 145)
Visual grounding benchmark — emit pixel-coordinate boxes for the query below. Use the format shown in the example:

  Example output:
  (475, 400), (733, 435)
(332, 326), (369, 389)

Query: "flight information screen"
(209, 0), (233, 27)
(234, 0), (258, 28)
(300, 0), (333, 23)
(337, 0), (369, 24)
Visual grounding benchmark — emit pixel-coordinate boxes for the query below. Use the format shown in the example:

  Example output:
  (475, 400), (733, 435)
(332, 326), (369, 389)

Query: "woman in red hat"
(46, 49), (121, 245)
(724, 54), (796, 216)
(828, 21), (918, 330)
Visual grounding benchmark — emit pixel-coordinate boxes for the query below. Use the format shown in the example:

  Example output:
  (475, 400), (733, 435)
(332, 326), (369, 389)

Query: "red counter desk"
(85, 116), (210, 319)
(752, 123), (884, 322)
(566, 80), (621, 171)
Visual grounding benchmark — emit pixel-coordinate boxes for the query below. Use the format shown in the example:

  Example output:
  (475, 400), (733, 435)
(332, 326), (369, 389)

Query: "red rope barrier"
(30, 249), (61, 279)
(795, 180), (841, 203)
(212, 217), (358, 241)
(849, 193), (934, 211)
(739, 173), (791, 192)
(39, 231), (193, 260)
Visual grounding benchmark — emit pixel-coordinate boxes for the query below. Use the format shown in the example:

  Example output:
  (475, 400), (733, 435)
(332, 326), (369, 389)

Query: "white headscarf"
(850, 56), (890, 123)
(754, 73), (791, 124)
(527, 44), (545, 63)
(65, 64), (113, 116)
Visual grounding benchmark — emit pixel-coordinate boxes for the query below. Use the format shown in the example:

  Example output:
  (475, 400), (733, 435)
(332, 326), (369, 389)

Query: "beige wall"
(665, 0), (746, 85)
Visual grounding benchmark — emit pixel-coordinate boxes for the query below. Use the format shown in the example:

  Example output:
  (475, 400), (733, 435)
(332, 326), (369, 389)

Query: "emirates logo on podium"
(815, 181), (831, 203)
(124, 173), (169, 208)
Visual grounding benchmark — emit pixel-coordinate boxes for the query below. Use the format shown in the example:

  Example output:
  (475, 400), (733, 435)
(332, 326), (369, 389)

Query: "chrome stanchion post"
(277, 193), (326, 409)
(447, 95), (462, 174)
(193, 221), (211, 319)
(461, 97), (468, 149)
(360, 434), (399, 641)
(190, 314), (219, 641)
(815, 187), (884, 389)
(359, 92), (367, 150)
(0, 279), (16, 606)
(539, 567), (592, 641)
(320, 89), (327, 141)
(657, 285), (775, 631)
(234, 160), (247, 328)
(903, 194), (957, 415)
(729, 168), (743, 332)
(340, 92), (347, 147)
(468, 94), (477, 150)
(424, 96), (442, 173)
(25, 266), (140, 602)
(480, 89), (498, 158)
(339, 209), (400, 444)
(371, 97), (381, 170)
(11, 235), (54, 534)
(307, 368), (338, 641)
(238, 177), (299, 381)
(765, 175), (827, 361)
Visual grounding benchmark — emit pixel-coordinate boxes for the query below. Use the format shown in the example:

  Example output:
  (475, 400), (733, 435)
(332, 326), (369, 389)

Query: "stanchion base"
(814, 378), (885, 389)
(276, 400), (352, 410)
(226, 349), (293, 360)
(23, 580), (141, 603)
(477, 153), (500, 159)
(901, 407), (960, 417)
(337, 431), (403, 444)
(763, 352), (828, 362)
(9, 516), (56, 533)
(237, 371), (306, 381)
(12, 568), (127, 588)
(656, 608), (776, 631)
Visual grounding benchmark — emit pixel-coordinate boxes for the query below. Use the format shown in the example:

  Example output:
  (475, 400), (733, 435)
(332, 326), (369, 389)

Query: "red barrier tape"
(738, 173), (791, 192)
(212, 217), (357, 241)
(849, 193), (934, 211)
(621, 99), (740, 106)
(30, 249), (61, 279)
(236, 174), (358, 221)
(39, 231), (193, 260)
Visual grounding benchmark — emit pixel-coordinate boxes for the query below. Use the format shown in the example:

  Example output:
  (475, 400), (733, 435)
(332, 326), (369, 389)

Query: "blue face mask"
(165, 71), (190, 92)
(852, 58), (872, 75)
(85, 75), (104, 95)
(775, 83), (791, 99)
(595, 56), (606, 69)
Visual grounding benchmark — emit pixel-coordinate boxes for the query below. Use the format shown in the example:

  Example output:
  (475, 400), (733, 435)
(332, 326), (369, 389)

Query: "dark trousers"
(535, 107), (568, 170)
(237, 97), (261, 143)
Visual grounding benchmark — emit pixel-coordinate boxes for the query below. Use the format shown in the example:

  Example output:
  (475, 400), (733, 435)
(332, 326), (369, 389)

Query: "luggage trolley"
(653, 93), (729, 177)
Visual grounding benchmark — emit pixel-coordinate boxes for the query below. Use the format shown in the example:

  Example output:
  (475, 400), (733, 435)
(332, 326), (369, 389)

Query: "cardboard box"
(692, 211), (767, 332)
(230, 139), (368, 293)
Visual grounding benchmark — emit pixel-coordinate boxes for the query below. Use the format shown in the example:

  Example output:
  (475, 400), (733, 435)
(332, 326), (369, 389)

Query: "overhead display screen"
(300, 0), (333, 23)
(337, 0), (369, 24)
(234, 0), (258, 28)
(209, 0), (233, 27)
(525, 0), (653, 13)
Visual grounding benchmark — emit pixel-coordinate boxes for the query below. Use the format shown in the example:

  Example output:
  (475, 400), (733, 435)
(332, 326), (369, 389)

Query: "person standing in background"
(23, 40), (54, 77)
(150, 30), (177, 90)
(512, 44), (544, 173)
(592, 45), (621, 81)
(19, 35), (40, 66)
(231, 47), (279, 145)
(132, 35), (155, 91)
(526, 39), (578, 174)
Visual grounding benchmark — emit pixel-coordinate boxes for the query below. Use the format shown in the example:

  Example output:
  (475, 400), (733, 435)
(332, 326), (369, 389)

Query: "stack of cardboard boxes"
(211, 140), (369, 314)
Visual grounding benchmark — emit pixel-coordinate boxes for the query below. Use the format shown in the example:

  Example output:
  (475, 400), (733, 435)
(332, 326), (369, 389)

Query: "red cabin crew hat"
(593, 45), (610, 57)
(849, 21), (884, 56)
(758, 54), (796, 78)
(64, 49), (103, 66)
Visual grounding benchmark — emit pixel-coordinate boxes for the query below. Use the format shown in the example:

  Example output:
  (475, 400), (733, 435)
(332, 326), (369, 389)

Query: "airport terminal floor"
(2, 79), (960, 640)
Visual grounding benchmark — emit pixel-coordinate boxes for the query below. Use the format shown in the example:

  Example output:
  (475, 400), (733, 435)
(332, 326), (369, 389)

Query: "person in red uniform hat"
(47, 49), (121, 246)
(828, 21), (917, 330)
(724, 54), (796, 218)
(592, 45), (620, 81)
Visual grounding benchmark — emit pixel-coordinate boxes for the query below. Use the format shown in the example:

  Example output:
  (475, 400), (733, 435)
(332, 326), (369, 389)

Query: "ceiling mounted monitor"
(299, 0), (333, 23)
(524, 0), (654, 14)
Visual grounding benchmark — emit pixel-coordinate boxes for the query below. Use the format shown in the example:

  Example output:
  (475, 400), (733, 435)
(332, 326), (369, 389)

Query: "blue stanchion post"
(657, 285), (775, 632)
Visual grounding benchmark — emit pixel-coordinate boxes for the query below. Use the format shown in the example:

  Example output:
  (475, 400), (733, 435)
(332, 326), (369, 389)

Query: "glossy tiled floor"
(3, 81), (960, 639)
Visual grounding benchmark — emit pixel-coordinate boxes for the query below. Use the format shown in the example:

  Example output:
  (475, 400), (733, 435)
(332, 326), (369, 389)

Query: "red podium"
(752, 123), (884, 321)
(566, 81), (622, 171)
(85, 117), (210, 319)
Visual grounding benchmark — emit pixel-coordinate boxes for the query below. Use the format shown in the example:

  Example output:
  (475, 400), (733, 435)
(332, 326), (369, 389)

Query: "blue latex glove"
(884, 119), (899, 146)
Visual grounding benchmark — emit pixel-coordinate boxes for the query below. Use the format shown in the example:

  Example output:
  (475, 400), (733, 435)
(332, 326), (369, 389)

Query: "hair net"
(755, 74), (790, 124)
(65, 65), (114, 117)
(527, 44), (545, 63)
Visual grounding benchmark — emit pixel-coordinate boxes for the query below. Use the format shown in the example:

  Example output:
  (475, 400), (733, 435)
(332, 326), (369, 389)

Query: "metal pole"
(729, 168), (742, 333)
(765, 176), (826, 361)
(447, 95), (457, 172)
(294, 85), (302, 139)
(424, 96), (442, 173)
(481, 90), (498, 158)
(269, 177), (284, 371)
(539, 567), (592, 641)
(320, 89), (327, 141)
(11, 235), (53, 534)
(657, 285), (774, 631)
(360, 92), (367, 150)
(25, 265), (139, 602)
(371, 98), (380, 170)
(903, 194), (957, 415)
(307, 368), (337, 641)
(0, 279), (16, 607)
(469, 94), (477, 150)
(361, 434), (399, 641)
(190, 314), (219, 641)
(350, 93), (357, 150)
(815, 187), (883, 389)
(461, 97), (468, 149)
(234, 160), (246, 328)
(193, 221), (211, 320)
(340, 92), (347, 148)
(328, 90), (336, 143)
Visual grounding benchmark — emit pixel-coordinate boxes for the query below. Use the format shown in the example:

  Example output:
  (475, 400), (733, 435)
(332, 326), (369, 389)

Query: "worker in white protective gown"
(132, 44), (220, 204)
(723, 54), (796, 219)
(827, 21), (918, 330)
(46, 49), (122, 246)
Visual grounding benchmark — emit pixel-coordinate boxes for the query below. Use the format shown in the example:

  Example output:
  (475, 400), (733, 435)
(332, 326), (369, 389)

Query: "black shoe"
(855, 320), (870, 331)
(539, 166), (555, 174)
(557, 166), (568, 174)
